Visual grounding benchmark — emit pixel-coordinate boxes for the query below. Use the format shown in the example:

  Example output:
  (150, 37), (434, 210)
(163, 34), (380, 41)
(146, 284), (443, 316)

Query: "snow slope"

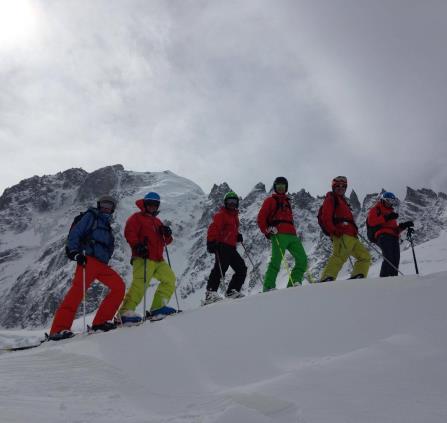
(1, 268), (447, 423)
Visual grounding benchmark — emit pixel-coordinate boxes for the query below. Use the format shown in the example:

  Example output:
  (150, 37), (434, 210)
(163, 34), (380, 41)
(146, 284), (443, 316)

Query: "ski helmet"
(224, 191), (239, 208)
(97, 195), (117, 213)
(273, 176), (288, 193)
(143, 192), (160, 205)
(331, 176), (348, 188)
(380, 191), (398, 207)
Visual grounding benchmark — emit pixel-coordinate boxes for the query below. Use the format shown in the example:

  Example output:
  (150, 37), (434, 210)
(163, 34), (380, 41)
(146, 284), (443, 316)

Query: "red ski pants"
(50, 257), (125, 334)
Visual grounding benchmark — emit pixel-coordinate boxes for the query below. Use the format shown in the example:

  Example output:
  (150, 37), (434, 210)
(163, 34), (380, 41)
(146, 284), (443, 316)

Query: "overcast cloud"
(0, 0), (446, 200)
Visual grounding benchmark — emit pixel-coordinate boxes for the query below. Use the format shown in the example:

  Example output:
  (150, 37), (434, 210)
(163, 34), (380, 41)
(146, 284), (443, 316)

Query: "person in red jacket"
(320, 176), (371, 282)
(257, 176), (307, 291)
(204, 191), (247, 305)
(367, 191), (414, 277)
(118, 192), (176, 322)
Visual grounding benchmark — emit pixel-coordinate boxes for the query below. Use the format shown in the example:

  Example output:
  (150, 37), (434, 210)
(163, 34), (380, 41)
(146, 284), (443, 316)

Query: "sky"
(1, 0), (446, 200)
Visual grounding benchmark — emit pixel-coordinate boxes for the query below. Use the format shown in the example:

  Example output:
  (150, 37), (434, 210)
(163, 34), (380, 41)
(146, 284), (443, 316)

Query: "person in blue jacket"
(48, 195), (125, 340)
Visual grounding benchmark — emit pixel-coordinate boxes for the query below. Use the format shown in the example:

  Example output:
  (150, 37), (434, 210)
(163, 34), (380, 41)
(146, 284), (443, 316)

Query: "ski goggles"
(332, 176), (347, 188)
(225, 198), (239, 206)
(99, 201), (115, 211)
(275, 183), (287, 191)
(333, 183), (347, 189)
(144, 200), (160, 208)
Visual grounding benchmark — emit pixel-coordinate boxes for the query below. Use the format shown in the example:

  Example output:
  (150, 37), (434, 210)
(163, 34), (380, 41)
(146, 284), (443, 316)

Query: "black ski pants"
(377, 233), (400, 277)
(207, 243), (247, 293)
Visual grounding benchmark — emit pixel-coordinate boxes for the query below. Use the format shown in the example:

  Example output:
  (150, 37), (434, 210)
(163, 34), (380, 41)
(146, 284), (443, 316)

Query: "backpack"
(268, 196), (294, 227)
(317, 193), (339, 236)
(65, 210), (98, 258)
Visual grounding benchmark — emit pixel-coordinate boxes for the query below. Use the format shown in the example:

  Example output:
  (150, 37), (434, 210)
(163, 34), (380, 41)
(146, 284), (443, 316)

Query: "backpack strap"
(331, 193), (358, 230)
(269, 196), (294, 226)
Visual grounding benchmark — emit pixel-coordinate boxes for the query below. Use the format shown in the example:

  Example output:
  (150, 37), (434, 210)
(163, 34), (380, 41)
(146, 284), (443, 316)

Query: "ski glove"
(399, 220), (414, 230)
(160, 225), (172, 237)
(385, 212), (399, 221)
(135, 243), (148, 258)
(265, 226), (278, 239)
(74, 252), (87, 266)
(237, 233), (243, 243)
(207, 241), (218, 254)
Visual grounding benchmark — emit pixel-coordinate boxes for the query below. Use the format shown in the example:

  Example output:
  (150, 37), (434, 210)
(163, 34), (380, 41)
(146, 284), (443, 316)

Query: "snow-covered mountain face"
(0, 165), (446, 328)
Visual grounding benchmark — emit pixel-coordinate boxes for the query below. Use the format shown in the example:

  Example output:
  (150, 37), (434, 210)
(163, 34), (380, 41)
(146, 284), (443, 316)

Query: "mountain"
(0, 164), (446, 328)
(1, 269), (447, 422)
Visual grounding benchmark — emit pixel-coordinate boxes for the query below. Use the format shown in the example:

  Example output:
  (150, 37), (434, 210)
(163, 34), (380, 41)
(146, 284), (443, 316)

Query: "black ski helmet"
(273, 176), (288, 193)
(97, 195), (117, 212)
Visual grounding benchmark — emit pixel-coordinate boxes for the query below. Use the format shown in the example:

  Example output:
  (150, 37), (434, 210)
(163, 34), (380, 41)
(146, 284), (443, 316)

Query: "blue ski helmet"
(143, 192), (160, 215)
(380, 191), (398, 207)
(144, 192), (160, 203)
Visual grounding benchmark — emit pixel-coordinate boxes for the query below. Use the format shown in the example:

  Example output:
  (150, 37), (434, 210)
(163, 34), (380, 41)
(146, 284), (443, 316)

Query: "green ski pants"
(263, 233), (308, 291)
(321, 234), (371, 280)
(119, 258), (176, 313)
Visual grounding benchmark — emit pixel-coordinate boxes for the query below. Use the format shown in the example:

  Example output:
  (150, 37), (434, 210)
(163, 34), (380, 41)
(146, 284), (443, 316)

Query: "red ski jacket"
(124, 199), (173, 261)
(321, 192), (358, 237)
(367, 201), (402, 239)
(207, 207), (240, 247)
(257, 194), (296, 236)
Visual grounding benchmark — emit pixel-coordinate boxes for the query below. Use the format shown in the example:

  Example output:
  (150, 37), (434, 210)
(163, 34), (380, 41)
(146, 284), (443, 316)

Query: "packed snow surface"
(1, 267), (447, 422)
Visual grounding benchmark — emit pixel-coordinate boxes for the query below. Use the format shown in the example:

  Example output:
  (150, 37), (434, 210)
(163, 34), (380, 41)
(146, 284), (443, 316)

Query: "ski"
(1, 339), (47, 352)
(145, 309), (182, 322)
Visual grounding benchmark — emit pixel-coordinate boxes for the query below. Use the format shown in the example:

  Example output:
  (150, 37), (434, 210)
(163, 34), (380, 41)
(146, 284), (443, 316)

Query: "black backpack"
(65, 209), (98, 258)
(317, 193), (339, 236)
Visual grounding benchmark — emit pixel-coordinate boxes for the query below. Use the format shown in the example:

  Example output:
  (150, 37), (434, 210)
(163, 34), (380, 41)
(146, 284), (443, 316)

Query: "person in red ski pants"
(49, 195), (125, 340)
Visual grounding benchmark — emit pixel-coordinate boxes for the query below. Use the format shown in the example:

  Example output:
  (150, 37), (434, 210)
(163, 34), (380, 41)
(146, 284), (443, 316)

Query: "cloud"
(0, 0), (446, 201)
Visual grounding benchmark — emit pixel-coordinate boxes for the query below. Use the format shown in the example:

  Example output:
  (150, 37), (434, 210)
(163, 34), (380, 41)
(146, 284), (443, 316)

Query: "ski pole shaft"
(241, 242), (264, 287)
(273, 235), (293, 285)
(164, 242), (180, 311)
(407, 229), (419, 275)
(215, 250), (226, 290)
(143, 237), (148, 321)
(341, 236), (354, 270)
(82, 255), (86, 333)
(357, 232), (405, 276)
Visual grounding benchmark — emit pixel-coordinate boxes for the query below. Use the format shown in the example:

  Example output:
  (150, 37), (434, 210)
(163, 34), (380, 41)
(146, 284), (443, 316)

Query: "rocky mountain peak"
(76, 164), (124, 202)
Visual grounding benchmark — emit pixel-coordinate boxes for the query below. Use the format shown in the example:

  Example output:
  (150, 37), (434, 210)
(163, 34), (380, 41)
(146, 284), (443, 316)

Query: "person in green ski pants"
(257, 177), (308, 291)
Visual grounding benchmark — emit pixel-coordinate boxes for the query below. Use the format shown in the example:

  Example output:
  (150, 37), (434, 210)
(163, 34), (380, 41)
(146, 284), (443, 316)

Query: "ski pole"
(82, 250), (86, 333)
(273, 235), (294, 286)
(357, 232), (405, 276)
(163, 241), (181, 311)
(406, 228), (419, 275)
(215, 249), (227, 291)
(241, 241), (264, 288)
(142, 237), (148, 322)
(340, 236), (355, 270)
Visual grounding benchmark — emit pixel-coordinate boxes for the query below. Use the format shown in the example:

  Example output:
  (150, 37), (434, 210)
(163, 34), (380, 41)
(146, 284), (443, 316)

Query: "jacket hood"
(135, 199), (145, 211)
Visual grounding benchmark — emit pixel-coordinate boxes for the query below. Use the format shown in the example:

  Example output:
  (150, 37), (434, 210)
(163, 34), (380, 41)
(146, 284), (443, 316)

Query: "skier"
(319, 176), (371, 282)
(367, 192), (414, 277)
(203, 191), (247, 304)
(118, 192), (176, 323)
(257, 177), (307, 291)
(49, 195), (125, 340)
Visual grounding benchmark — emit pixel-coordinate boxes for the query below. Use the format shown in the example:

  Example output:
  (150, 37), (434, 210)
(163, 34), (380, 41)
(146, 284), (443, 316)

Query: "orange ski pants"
(50, 257), (125, 334)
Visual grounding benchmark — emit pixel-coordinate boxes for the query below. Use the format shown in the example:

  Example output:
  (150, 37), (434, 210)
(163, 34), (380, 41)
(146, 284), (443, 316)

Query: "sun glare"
(0, 0), (40, 50)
